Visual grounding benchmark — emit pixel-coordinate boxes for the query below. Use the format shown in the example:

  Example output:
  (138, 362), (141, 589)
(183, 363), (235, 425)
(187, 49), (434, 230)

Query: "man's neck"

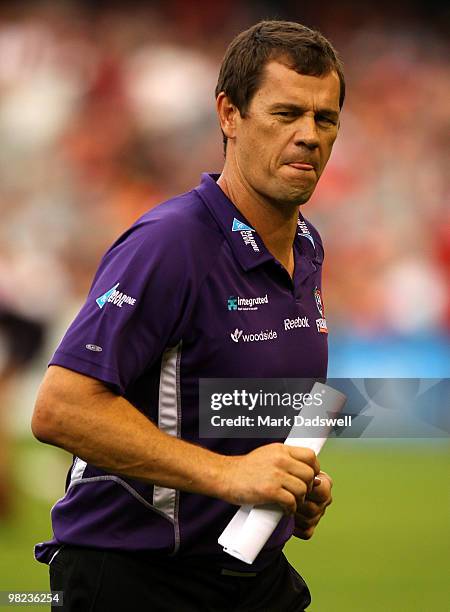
(217, 168), (299, 278)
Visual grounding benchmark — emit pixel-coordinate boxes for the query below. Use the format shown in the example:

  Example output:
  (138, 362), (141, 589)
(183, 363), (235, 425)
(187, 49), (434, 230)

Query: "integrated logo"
(284, 316), (310, 330)
(313, 287), (328, 333)
(227, 294), (269, 312)
(297, 219), (315, 249)
(230, 328), (277, 343)
(232, 218), (260, 253)
(96, 283), (137, 309)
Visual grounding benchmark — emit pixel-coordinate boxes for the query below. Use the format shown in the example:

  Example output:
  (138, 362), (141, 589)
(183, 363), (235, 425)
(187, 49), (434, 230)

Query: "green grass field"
(285, 441), (450, 611)
(0, 437), (448, 611)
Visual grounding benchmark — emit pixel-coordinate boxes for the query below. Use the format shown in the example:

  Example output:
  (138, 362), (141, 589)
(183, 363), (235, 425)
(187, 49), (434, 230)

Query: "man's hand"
(221, 443), (320, 515)
(293, 471), (333, 540)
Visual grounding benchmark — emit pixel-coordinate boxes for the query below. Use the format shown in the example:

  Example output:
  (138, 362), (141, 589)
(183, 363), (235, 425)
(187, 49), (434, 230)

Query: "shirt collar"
(195, 173), (273, 271)
(195, 173), (321, 272)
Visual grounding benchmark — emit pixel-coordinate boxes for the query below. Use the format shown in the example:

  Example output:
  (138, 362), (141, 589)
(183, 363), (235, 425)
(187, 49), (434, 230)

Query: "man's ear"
(216, 92), (240, 141)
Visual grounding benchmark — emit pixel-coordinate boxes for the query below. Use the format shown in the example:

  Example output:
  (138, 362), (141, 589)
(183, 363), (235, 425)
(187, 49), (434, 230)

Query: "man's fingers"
(296, 505), (326, 525)
(306, 488), (332, 504)
(318, 471), (333, 488)
(285, 446), (320, 476)
(305, 473), (332, 503)
(277, 488), (298, 515)
(293, 526), (315, 540)
(295, 500), (324, 519)
(285, 461), (316, 492)
(292, 470), (333, 540)
(282, 474), (308, 507)
(295, 505), (327, 530)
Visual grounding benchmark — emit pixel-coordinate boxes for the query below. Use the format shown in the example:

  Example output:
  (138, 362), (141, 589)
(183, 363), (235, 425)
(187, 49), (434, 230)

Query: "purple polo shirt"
(35, 173), (328, 571)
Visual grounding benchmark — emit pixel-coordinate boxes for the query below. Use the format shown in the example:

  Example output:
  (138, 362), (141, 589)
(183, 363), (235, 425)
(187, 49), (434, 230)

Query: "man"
(32, 20), (345, 611)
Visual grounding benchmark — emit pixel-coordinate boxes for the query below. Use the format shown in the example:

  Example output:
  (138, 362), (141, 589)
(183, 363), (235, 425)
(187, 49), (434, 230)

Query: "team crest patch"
(313, 287), (328, 333)
(314, 287), (324, 317)
(316, 318), (328, 333)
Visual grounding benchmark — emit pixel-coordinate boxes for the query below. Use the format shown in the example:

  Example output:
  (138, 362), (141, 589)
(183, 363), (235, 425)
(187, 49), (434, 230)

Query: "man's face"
(232, 60), (341, 206)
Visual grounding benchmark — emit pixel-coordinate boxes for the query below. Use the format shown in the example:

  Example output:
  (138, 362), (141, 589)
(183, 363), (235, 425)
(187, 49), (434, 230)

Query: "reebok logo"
(284, 316), (310, 330)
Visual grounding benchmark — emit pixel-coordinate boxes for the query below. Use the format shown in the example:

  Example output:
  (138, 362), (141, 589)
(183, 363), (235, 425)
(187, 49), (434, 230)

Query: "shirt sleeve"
(50, 218), (197, 394)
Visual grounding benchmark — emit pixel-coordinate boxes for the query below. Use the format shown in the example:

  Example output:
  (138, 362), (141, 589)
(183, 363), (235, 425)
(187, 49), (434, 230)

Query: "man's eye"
(274, 112), (294, 119)
(316, 115), (337, 125)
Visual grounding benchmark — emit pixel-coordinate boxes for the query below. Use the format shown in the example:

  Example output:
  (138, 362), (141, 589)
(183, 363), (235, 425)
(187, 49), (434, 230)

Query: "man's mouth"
(286, 162), (315, 171)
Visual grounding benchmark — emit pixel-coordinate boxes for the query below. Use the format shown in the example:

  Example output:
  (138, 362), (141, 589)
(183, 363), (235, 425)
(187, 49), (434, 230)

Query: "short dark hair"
(215, 20), (345, 150)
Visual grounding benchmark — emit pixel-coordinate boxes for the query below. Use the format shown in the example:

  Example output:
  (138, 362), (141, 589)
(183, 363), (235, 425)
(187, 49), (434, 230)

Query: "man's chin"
(269, 192), (313, 208)
(255, 176), (315, 207)
(278, 175), (316, 204)
(282, 184), (315, 206)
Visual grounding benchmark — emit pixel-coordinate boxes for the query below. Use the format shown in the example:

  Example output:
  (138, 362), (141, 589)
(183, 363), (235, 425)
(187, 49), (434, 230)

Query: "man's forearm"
(32, 366), (231, 500)
(33, 366), (320, 514)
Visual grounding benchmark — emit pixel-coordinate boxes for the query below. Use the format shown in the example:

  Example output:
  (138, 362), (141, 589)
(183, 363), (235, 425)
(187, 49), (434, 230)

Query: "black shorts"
(49, 545), (311, 611)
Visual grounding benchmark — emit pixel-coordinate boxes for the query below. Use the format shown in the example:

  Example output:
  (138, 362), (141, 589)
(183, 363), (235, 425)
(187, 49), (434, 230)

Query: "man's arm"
(31, 365), (320, 515)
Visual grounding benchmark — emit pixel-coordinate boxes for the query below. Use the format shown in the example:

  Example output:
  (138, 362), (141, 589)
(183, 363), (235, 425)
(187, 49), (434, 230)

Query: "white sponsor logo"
(240, 230), (260, 252)
(284, 316), (310, 330)
(107, 290), (136, 308)
(231, 218), (260, 252)
(228, 294), (269, 311)
(86, 344), (102, 352)
(297, 219), (315, 248)
(96, 282), (137, 309)
(230, 329), (243, 342)
(230, 328), (278, 343)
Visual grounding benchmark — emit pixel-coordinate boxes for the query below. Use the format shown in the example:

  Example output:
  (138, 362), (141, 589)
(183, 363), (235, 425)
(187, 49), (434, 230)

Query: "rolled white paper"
(218, 382), (347, 564)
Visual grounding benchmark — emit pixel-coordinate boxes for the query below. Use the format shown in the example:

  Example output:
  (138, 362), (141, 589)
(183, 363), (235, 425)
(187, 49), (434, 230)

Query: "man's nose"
(293, 115), (319, 149)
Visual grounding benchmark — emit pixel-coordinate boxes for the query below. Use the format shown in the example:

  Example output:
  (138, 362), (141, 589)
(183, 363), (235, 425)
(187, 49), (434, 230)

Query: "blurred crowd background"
(0, 2), (448, 609)
(0, 0), (448, 383)
(0, 0), (448, 448)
